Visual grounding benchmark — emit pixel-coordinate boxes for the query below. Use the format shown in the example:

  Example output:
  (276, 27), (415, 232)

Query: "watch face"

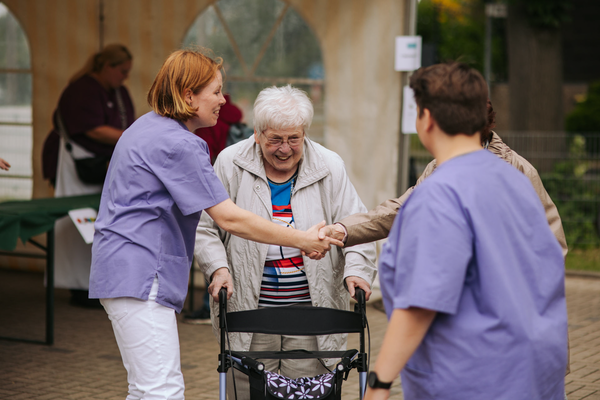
(368, 371), (377, 387)
(368, 371), (391, 389)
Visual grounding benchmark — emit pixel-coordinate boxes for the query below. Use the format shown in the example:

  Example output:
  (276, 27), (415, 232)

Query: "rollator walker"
(217, 287), (369, 400)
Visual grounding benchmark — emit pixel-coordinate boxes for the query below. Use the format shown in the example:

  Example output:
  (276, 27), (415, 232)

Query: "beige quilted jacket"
(194, 137), (377, 363)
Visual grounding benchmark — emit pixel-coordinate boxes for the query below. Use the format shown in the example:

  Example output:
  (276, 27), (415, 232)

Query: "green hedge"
(541, 135), (600, 249)
(566, 81), (600, 154)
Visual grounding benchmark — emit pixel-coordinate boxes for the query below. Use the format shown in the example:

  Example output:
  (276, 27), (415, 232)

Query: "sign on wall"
(395, 36), (422, 72)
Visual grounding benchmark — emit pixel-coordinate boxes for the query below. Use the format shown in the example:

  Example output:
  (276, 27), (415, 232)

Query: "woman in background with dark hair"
(50, 43), (135, 307)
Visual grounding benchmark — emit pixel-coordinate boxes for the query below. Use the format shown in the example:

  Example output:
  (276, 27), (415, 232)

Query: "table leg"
(46, 228), (54, 345)
(0, 231), (54, 345)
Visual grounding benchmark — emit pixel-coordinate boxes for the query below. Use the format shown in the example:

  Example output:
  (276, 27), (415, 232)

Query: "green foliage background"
(509, 0), (571, 29)
(566, 82), (600, 154)
(417, 0), (508, 82)
(418, 0), (484, 70)
(541, 135), (600, 250)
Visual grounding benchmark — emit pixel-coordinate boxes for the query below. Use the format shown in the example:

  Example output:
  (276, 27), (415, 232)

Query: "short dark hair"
(409, 62), (488, 136)
(481, 99), (497, 144)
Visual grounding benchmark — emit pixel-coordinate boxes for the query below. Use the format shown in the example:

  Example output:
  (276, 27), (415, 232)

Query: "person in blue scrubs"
(364, 63), (568, 400)
(89, 49), (341, 400)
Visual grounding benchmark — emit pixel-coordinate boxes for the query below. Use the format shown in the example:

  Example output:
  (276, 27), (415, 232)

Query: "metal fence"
(408, 131), (600, 249)
(501, 131), (600, 249)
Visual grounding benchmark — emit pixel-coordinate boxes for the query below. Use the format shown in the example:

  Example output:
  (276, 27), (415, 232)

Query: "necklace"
(279, 265), (305, 274)
(272, 217), (295, 228)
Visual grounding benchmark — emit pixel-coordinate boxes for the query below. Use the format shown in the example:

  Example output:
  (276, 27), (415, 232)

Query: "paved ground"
(0, 269), (599, 399)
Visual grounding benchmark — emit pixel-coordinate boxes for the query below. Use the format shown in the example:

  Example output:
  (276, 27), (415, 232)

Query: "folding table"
(0, 194), (101, 345)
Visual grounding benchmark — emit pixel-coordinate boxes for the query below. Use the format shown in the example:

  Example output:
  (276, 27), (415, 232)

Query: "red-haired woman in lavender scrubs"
(89, 49), (340, 400)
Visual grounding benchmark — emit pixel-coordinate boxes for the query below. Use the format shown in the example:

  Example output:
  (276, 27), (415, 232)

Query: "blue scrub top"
(379, 150), (567, 400)
(89, 112), (229, 313)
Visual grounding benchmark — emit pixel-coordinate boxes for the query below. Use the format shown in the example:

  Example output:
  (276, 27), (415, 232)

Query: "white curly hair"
(253, 85), (314, 134)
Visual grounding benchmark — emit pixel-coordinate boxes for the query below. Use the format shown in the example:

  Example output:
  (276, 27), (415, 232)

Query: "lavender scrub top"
(378, 150), (567, 400)
(89, 111), (229, 313)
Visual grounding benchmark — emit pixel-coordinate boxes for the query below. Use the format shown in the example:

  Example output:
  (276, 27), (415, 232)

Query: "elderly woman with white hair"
(195, 85), (377, 399)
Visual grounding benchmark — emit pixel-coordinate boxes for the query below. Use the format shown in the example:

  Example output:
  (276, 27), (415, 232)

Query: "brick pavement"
(564, 276), (600, 400)
(0, 269), (598, 399)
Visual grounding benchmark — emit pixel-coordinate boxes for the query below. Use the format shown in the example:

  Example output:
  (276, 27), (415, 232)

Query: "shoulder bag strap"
(55, 110), (73, 153)
(114, 88), (127, 130)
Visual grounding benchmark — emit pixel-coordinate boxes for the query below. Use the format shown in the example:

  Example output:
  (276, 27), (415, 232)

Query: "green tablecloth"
(0, 194), (101, 251)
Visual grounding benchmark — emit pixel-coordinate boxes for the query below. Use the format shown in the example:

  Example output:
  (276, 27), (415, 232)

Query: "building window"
(0, 2), (32, 200)
(183, 0), (325, 143)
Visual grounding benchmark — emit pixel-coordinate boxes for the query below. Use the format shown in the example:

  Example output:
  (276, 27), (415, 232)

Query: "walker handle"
(354, 288), (367, 328)
(218, 287), (228, 317)
(355, 287), (366, 308)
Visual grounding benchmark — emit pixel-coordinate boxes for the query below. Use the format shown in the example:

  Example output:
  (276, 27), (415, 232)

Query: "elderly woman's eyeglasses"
(264, 135), (304, 147)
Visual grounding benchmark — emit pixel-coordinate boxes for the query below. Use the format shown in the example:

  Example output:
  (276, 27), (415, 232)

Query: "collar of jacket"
(487, 131), (512, 161)
(232, 137), (331, 192)
(424, 131), (508, 172)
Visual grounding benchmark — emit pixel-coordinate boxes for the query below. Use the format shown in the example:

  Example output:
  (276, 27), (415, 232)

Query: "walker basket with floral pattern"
(217, 288), (369, 400)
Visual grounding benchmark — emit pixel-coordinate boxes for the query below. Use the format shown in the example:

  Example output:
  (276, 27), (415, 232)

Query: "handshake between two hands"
(210, 221), (371, 302)
(301, 221), (347, 260)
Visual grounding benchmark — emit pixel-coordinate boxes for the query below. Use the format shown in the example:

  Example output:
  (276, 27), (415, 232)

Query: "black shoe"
(183, 307), (211, 325)
(69, 289), (103, 309)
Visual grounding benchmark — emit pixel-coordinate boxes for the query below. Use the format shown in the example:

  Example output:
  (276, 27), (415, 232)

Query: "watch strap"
(368, 371), (392, 389)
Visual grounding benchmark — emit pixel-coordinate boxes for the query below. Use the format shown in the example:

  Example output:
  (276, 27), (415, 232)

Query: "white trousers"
(101, 278), (185, 400)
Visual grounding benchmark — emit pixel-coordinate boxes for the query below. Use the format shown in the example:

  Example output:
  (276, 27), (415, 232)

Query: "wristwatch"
(367, 371), (392, 389)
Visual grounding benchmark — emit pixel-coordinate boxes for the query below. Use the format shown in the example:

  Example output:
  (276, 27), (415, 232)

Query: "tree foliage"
(565, 81), (600, 154)
(417, 0), (508, 82)
(509, 0), (571, 30)
(566, 82), (600, 133)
